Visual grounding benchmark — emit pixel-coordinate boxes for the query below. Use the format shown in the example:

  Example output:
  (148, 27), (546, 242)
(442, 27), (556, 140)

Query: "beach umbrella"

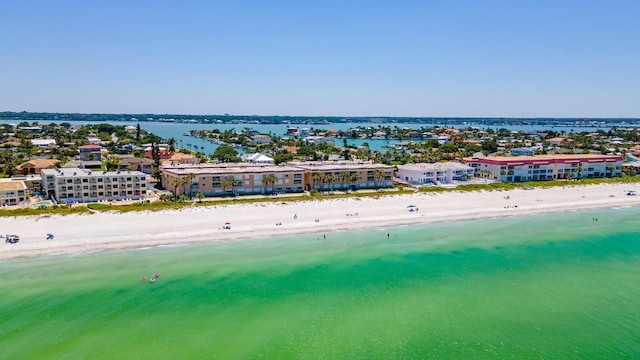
(407, 205), (417, 208)
(225, 221), (231, 224)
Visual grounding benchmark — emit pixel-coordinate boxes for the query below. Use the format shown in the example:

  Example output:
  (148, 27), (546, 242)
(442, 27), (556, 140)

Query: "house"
(464, 154), (623, 182)
(31, 139), (57, 149)
(16, 159), (60, 175)
(78, 145), (103, 161)
(303, 136), (335, 145)
(251, 134), (272, 145)
(396, 162), (475, 185)
(0, 180), (28, 206)
(144, 146), (173, 160)
(282, 146), (299, 154)
(547, 137), (566, 146)
(512, 147), (537, 156)
(160, 152), (199, 166)
(240, 153), (275, 165)
(118, 156), (155, 174)
(2, 136), (21, 147)
(41, 167), (148, 204)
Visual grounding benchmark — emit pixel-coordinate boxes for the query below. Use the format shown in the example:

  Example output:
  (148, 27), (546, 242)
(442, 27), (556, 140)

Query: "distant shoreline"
(2, 111), (639, 127)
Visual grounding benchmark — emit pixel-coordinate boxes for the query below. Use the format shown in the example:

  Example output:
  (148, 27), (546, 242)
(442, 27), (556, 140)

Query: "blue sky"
(1, 0), (639, 117)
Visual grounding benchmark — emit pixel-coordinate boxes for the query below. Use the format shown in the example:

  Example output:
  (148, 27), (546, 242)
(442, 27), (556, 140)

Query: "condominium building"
(464, 154), (623, 182)
(287, 160), (395, 191)
(396, 162), (474, 185)
(160, 163), (306, 196)
(0, 180), (28, 206)
(41, 167), (148, 204)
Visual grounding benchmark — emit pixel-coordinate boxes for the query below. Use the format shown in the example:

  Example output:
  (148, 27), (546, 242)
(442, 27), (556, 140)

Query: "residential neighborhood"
(1, 120), (640, 207)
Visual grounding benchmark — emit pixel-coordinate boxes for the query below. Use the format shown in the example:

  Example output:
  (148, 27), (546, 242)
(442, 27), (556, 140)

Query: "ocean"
(2, 206), (640, 359)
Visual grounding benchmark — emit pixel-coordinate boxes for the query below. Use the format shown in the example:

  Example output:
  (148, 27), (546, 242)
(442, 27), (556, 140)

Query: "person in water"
(141, 276), (146, 281)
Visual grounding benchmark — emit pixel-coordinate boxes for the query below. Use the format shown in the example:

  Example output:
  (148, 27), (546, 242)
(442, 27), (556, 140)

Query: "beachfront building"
(0, 179), (28, 206)
(396, 162), (474, 185)
(287, 160), (395, 191)
(160, 163), (306, 197)
(464, 154), (623, 182)
(41, 167), (148, 204)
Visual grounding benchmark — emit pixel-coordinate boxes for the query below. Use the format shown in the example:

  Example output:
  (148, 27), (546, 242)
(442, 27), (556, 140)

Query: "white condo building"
(41, 168), (148, 204)
(396, 162), (475, 185)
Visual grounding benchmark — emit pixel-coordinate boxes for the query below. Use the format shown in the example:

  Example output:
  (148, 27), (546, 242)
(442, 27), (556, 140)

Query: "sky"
(1, 0), (639, 118)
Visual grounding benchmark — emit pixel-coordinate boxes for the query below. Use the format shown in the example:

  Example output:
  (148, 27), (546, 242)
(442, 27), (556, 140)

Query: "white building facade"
(396, 162), (475, 185)
(41, 168), (148, 204)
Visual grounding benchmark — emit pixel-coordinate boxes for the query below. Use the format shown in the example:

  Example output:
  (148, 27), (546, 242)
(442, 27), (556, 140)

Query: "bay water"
(2, 207), (640, 359)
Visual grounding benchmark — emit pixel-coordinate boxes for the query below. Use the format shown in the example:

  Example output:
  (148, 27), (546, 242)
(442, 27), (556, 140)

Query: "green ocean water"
(2, 207), (640, 359)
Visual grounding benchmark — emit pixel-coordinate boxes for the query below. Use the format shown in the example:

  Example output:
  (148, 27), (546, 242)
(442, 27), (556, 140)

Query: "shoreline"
(2, 183), (640, 260)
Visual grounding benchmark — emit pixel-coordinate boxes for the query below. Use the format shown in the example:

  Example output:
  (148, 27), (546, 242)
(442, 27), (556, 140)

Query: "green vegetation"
(0, 205), (93, 217)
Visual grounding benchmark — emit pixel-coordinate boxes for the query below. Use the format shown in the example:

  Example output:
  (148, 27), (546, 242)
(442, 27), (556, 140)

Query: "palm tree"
(324, 173), (336, 191)
(348, 172), (359, 190)
(220, 179), (232, 195)
(373, 169), (386, 189)
(339, 171), (351, 190)
(187, 172), (197, 197)
(171, 177), (185, 196)
(311, 172), (324, 190)
(196, 191), (204, 203)
(576, 166), (583, 179)
(222, 177), (241, 196)
(262, 174), (278, 194)
(230, 178), (241, 196)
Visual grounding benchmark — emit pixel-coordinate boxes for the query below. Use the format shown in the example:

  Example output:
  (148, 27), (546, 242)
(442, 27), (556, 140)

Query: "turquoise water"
(2, 207), (640, 359)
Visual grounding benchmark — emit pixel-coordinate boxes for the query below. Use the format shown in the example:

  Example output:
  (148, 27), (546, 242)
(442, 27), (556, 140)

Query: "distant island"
(1, 111), (639, 128)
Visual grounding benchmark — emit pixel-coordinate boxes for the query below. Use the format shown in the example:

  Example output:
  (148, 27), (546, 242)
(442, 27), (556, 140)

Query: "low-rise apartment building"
(396, 162), (474, 185)
(161, 163), (306, 196)
(287, 160), (395, 191)
(464, 154), (623, 182)
(41, 167), (148, 204)
(0, 180), (28, 206)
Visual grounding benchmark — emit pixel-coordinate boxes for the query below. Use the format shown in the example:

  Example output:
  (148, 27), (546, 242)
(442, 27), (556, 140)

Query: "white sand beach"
(1, 183), (640, 260)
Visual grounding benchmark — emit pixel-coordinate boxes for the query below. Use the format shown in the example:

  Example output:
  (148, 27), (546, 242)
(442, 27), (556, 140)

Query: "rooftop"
(397, 162), (473, 171)
(0, 180), (28, 191)
(41, 167), (146, 177)
(287, 160), (394, 171)
(161, 163), (303, 176)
